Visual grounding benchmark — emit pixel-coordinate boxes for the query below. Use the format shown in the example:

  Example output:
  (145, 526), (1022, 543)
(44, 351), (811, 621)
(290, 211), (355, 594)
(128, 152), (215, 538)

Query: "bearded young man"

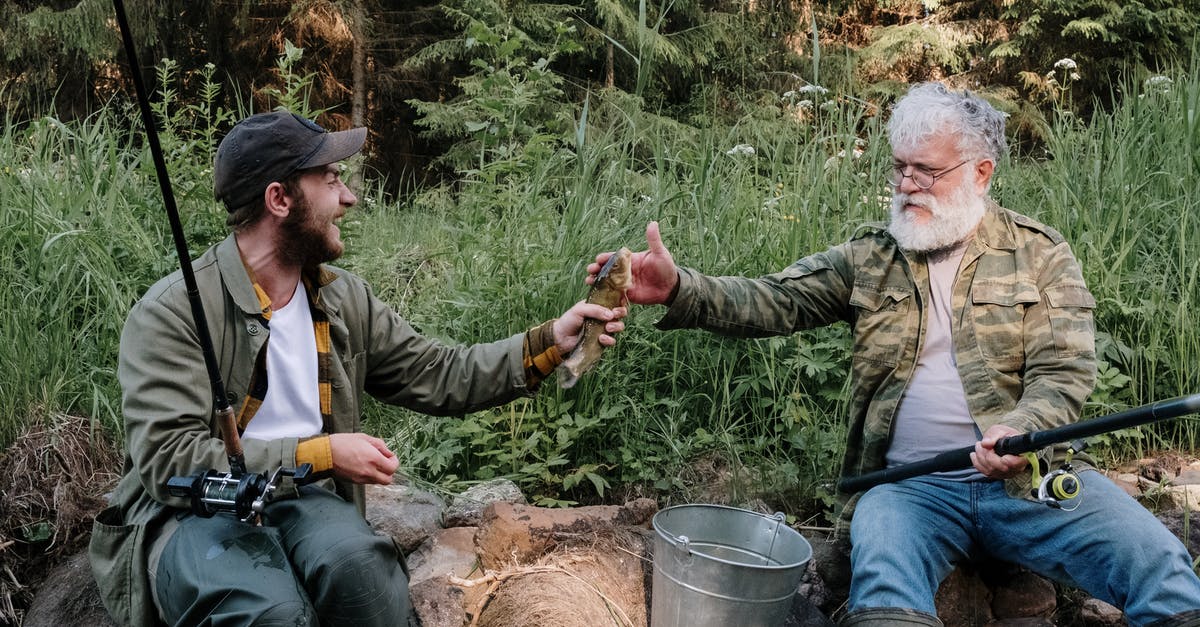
(90, 110), (626, 627)
(591, 83), (1200, 626)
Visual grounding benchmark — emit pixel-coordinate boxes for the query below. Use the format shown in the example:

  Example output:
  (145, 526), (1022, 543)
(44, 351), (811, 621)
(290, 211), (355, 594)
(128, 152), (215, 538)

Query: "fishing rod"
(838, 393), (1200, 499)
(113, 0), (312, 521)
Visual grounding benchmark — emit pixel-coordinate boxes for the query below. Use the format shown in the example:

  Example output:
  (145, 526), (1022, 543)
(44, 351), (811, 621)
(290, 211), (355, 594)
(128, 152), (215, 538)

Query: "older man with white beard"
(590, 82), (1200, 626)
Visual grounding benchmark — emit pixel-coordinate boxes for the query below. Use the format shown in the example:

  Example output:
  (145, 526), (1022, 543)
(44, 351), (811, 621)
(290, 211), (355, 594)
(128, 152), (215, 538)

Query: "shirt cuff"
(296, 435), (334, 474)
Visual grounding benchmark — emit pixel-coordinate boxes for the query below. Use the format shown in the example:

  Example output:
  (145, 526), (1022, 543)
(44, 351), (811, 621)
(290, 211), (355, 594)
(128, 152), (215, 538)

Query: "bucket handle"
(663, 533), (692, 554)
(764, 511), (786, 566)
(661, 511), (789, 561)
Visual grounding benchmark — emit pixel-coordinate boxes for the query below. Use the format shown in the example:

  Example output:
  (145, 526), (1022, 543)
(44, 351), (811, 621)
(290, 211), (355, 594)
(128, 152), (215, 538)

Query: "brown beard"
(277, 193), (342, 269)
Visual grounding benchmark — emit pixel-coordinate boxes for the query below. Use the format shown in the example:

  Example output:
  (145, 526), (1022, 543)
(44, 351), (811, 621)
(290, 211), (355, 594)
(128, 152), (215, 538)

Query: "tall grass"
(1000, 74), (1200, 456)
(0, 108), (175, 448)
(350, 72), (1200, 512)
(5, 66), (1198, 517)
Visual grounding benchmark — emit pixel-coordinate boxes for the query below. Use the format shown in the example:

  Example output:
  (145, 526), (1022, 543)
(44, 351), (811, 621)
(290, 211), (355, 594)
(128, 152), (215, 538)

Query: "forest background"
(2, 0), (1200, 615)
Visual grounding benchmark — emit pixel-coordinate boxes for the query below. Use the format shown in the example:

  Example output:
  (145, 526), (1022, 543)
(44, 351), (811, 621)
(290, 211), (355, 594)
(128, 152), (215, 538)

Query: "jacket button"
(247, 322), (260, 336)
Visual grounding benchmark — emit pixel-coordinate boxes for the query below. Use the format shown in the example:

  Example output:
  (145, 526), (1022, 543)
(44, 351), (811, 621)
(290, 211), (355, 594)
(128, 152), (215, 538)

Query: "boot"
(839, 607), (943, 627)
(1148, 610), (1200, 627)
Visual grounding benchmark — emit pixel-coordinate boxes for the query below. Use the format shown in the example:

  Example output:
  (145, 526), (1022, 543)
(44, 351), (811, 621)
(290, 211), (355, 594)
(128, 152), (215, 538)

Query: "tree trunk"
(347, 0), (368, 191)
(605, 41), (614, 89)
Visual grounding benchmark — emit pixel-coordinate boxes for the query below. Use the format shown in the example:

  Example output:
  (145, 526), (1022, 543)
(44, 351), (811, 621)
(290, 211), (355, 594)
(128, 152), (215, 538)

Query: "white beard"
(888, 179), (987, 253)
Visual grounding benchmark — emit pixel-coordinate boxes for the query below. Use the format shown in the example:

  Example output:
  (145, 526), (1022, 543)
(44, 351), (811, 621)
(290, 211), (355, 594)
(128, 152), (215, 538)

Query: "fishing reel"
(167, 463), (316, 523)
(1023, 439), (1087, 511)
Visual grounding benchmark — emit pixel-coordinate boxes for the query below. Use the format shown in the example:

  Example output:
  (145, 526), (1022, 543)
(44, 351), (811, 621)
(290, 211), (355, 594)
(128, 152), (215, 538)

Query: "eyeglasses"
(887, 160), (968, 190)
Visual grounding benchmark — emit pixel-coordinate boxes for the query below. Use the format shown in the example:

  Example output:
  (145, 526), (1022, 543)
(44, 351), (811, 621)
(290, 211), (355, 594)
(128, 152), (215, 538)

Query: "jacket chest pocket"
(850, 283), (913, 368)
(971, 280), (1040, 368)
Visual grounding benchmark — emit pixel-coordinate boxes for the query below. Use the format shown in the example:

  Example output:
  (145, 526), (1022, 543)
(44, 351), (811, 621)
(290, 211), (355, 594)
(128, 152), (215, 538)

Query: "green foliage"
(260, 40), (330, 121)
(404, 0), (580, 175)
(6, 1), (1200, 519)
(0, 109), (167, 449)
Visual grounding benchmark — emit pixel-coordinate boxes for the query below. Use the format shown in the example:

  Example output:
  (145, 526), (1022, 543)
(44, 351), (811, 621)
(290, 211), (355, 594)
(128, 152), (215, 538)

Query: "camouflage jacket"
(657, 200), (1097, 538)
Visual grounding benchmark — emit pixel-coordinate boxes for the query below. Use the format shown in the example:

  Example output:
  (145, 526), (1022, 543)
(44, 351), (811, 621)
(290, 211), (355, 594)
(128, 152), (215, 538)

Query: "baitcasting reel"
(167, 463), (316, 523)
(1024, 439), (1087, 511)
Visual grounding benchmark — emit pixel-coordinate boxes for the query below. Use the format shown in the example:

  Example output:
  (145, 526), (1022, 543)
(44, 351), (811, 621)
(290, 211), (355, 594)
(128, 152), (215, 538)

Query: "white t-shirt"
(886, 243), (983, 481)
(241, 280), (323, 441)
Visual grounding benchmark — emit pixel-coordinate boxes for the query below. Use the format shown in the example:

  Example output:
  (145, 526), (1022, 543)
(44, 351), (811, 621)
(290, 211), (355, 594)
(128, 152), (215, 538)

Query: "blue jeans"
(848, 471), (1200, 626)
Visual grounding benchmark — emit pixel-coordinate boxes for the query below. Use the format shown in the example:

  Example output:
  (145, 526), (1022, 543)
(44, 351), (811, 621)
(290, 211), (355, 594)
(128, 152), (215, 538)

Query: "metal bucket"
(651, 504), (812, 627)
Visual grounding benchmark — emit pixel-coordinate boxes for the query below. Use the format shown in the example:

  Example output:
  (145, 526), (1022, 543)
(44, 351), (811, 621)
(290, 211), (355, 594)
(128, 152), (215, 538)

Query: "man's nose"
(896, 168), (922, 194)
(340, 183), (357, 206)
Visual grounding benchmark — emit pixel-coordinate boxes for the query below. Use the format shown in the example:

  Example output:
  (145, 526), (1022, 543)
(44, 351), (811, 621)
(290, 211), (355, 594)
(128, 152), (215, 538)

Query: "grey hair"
(887, 82), (1008, 164)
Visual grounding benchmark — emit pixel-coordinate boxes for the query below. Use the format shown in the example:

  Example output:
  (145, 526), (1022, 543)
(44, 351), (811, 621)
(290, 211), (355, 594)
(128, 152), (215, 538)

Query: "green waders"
(839, 607), (943, 627)
(153, 485), (418, 626)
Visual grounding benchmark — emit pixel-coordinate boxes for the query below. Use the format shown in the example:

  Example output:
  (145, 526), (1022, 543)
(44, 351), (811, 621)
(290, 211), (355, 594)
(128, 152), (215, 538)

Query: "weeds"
(5, 52), (1200, 519)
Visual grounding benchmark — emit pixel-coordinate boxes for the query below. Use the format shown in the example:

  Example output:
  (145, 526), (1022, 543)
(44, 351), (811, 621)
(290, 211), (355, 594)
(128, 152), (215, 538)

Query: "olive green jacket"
(657, 201), (1098, 538)
(90, 234), (533, 626)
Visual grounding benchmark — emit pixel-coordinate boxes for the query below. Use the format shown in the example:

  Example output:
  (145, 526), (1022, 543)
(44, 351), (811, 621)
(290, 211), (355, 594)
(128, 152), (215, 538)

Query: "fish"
(557, 247), (632, 389)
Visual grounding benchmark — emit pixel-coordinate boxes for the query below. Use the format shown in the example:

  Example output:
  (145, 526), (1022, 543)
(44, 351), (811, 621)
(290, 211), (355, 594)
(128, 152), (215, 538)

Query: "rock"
(1155, 508), (1200, 556)
(23, 551), (117, 627)
(990, 570), (1056, 618)
(474, 499), (656, 570)
(366, 482), (446, 553)
(1107, 471), (1142, 498)
(787, 560), (836, 627)
(1161, 484), (1200, 511)
(409, 577), (467, 627)
(1078, 598), (1125, 624)
(407, 526), (481, 586)
(796, 557), (830, 611)
(1172, 470), (1200, 486)
(444, 479), (526, 528)
(936, 566), (995, 626)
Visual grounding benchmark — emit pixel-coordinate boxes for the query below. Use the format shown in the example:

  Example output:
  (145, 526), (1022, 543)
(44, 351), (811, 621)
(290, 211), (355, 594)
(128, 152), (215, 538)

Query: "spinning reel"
(167, 463), (316, 523)
(1023, 439), (1087, 511)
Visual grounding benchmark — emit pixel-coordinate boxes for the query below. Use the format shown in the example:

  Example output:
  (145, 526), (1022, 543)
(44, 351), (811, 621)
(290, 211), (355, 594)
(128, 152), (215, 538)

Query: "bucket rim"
(652, 503), (811, 571)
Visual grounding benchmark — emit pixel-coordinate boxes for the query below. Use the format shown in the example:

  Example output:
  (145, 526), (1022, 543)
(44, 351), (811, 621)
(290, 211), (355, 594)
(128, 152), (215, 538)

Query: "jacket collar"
(972, 198), (1017, 252)
(214, 233), (341, 317)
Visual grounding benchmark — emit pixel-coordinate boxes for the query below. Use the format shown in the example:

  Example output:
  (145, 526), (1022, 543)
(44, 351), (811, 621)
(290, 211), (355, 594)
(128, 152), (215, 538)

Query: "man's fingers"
(646, 221), (666, 254)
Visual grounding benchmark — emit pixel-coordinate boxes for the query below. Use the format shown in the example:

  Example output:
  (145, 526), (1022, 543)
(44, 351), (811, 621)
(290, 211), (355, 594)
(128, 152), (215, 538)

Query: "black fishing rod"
(838, 393), (1200, 495)
(113, 0), (311, 521)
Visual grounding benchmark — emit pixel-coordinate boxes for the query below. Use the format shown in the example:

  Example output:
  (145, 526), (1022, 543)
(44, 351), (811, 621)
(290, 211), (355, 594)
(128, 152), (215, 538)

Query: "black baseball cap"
(213, 110), (367, 212)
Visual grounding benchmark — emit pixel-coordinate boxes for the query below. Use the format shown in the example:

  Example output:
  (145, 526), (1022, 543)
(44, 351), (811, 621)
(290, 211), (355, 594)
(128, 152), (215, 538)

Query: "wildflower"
(639, 195), (653, 203)
(798, 84), (828, 96)
(1070, 72), (1081, 81)
(726, 144), (756, 156)
(1054, 58), (1078, 71)
(781, 90), (797, 102)
(796, 99), (814, 110)
(819, 101), (838, 112)
(1143, 75), (1173, 95)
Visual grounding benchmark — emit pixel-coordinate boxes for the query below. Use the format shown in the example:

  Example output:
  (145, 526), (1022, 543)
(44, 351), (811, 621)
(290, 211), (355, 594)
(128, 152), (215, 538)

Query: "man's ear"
(974, 159), (995, 194)
(263, 181), (293, 219)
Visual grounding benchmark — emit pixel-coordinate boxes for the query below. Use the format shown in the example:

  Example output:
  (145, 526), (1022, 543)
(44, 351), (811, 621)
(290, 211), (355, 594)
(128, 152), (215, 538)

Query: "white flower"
(798, 84), (828, 96)
(639, 195), (653, 203)
(819, 101), (838, 112)
(796, 99), (814, 110)
(726, 144), (756, 156)
(782, 90), (797, 101)
(1054, 58), (1078, 71)
(1142, 75), (1173, 96)
(1070, 72), (1081, 81)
